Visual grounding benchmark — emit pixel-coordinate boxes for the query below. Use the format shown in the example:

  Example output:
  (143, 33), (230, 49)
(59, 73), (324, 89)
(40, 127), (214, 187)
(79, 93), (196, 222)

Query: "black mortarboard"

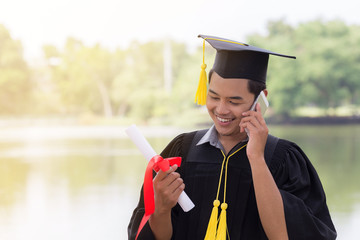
(194, 34), (296, 105)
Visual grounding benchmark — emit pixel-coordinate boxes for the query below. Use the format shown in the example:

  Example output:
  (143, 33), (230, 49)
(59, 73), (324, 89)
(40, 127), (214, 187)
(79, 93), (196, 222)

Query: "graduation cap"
(194, 34), (296, 105)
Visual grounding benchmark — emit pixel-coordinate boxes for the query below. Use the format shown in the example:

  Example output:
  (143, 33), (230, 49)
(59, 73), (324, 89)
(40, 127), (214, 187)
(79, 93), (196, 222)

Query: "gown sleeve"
(127, 133), (186, 240)
(269, 139), (337, 240)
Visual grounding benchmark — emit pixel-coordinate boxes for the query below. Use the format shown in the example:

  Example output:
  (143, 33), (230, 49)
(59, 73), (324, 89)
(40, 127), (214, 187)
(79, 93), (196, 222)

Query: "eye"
(210, 95), (220, 101)
(229, 100), (240, 106)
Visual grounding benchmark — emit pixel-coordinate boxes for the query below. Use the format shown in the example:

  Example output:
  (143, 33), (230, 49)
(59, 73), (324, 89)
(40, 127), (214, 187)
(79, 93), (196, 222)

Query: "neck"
(218, 132), (247, 155)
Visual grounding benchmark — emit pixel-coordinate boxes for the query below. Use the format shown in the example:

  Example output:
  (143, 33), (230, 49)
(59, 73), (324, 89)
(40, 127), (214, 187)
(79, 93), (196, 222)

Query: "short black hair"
(209, 69), (266, 101)
(248, 80), (266, 100)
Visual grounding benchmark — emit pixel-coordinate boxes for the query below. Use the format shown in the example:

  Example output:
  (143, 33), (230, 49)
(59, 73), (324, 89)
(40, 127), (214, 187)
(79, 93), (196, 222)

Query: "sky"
(0, 0), (359, 60)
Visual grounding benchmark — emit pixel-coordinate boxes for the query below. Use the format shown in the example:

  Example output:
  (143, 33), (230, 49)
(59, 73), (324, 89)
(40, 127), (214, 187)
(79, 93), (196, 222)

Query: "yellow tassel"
(195, 63), (207, 105)
(194, 39), (208, 105)
(215, 203), (228, 240)
(204, 200), (220, 240)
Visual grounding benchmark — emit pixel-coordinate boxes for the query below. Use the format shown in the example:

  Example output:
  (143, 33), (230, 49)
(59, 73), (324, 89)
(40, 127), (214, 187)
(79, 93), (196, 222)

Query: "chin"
(215, 124), (238, 137)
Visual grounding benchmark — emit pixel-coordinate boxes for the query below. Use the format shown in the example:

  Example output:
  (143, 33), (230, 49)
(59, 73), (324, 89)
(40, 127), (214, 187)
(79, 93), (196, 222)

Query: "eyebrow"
(208, 89), (243, 100)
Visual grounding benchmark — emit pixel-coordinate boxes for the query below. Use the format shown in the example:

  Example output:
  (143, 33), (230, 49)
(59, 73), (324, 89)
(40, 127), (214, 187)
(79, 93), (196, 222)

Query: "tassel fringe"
(195, 39), (208, 105)
(215, 203), (228, 240)
(195, 63), (207, 105)
(204, 200), (220, 240)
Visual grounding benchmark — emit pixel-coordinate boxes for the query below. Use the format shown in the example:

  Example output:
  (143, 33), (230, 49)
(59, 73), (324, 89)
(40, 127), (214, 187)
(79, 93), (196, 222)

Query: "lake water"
(0, 124), (359, 239)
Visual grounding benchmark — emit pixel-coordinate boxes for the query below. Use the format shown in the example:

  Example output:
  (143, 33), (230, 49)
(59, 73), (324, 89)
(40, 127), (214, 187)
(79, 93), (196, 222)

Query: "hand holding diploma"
(125, 125), (195, 239)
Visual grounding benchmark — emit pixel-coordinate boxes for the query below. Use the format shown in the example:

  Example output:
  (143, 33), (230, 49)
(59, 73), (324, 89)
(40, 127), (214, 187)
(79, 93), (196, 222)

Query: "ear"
(263, 89), (268, 97)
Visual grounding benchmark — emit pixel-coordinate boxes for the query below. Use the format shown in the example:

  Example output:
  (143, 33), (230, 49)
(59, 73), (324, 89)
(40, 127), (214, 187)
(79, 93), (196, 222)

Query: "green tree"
(0, 24), (31, 115)
(45, 38), (122, 117)
(248, 19), (360, 117)
(111, 40), (198, 122)
(112, 40), (166, 120)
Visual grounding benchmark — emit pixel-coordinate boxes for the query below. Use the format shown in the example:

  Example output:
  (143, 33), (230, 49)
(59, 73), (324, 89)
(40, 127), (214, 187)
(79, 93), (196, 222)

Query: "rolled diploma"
(125, 124), (195, 212)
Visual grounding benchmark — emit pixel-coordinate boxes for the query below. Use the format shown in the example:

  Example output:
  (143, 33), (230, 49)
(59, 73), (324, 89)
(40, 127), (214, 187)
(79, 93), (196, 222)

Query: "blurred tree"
(112, 40), (166, 120)
(43, 38), (196, 121)
(110, 40), (198, 122)
(0, 24), (31, 115)
(248, 19), (360, 117)
(295, 20), (360, 111)
(45, 38), (122, 117)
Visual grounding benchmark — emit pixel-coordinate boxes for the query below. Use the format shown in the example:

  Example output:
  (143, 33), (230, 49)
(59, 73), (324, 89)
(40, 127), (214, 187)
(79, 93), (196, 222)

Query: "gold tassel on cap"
(195, 39), (208, 105)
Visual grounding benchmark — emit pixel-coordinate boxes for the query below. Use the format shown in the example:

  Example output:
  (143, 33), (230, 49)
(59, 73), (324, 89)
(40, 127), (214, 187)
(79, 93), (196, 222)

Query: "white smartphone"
(245, 91), (269, 136)
(249, 91), (269, 116)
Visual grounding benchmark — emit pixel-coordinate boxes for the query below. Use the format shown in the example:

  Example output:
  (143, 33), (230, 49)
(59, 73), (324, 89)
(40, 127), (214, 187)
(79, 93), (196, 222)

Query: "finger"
(241, 115), (261, 129)
(245, 122), (256, 133)
(242, 109), (258, 117)
(243, 107), (265, 125)
(157, 167), (181, 187)
(242, 118), (268, 138)
(156, 174), (183, 201)
(169, 164), (178, 173)
(242, 110), (251, 117)
(168, 177), (184, 194)
(243, 107), (261, 117)
(154, 165), (176, 182)
(241, 113), (264, 132)
(240, 116), (251, 133)
(172, 183), (185, 200)
(250, 109), (267, 127)
(240, 115), (256, 123)
(240, 123), (244, 133)
(240, 121), (255, 134)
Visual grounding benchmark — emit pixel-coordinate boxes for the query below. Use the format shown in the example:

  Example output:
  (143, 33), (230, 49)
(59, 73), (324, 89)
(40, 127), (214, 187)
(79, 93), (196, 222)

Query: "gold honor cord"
(204, 144), (247, 240)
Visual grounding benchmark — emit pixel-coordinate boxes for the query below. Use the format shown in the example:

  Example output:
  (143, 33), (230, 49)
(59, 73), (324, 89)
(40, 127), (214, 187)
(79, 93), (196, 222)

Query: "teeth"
(217, 116), (231, 123)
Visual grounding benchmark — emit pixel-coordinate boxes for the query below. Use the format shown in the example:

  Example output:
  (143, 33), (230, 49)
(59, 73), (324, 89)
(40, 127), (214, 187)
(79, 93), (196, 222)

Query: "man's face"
(206, 72), (255, 140)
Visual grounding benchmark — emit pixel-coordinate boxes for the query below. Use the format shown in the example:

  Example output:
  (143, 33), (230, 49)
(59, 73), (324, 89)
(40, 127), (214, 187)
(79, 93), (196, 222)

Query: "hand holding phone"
(245, 91), (269, 136)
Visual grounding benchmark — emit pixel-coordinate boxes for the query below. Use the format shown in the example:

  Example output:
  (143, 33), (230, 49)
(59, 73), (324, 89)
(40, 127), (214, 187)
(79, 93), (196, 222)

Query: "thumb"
(167, 164), (178, 173)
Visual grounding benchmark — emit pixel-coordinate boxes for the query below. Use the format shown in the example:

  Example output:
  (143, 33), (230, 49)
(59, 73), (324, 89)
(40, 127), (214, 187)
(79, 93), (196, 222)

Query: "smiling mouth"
(216, 116), (233, 123)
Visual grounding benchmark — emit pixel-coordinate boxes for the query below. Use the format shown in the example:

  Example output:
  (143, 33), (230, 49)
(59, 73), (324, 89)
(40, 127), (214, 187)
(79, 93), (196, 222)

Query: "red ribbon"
(136, 155), (182, 240)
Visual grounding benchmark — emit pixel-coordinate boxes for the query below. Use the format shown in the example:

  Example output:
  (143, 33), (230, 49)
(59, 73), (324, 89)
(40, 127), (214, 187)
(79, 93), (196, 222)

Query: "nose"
(216, 100), (230, 115)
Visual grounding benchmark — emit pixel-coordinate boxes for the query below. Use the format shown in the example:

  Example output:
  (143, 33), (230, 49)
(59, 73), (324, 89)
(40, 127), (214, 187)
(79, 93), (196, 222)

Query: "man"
(128, 35), (337, 240)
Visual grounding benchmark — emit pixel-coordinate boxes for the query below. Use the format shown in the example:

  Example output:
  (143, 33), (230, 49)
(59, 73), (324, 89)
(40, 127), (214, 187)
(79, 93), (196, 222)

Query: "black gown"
(128, 130), (337, 240)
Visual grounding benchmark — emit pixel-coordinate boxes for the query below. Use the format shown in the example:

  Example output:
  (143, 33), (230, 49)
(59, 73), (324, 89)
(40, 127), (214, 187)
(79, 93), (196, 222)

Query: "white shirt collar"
(196, 124), (249, 152)
(196, 125), (225, 152)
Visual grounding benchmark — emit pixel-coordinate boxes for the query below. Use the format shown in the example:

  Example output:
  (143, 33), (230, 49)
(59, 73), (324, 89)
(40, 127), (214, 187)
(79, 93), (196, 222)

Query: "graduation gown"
(128, 130), (337, 240)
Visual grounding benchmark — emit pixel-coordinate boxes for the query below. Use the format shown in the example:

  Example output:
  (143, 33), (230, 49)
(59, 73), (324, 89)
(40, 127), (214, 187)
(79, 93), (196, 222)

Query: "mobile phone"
(249, 91), (269, 116)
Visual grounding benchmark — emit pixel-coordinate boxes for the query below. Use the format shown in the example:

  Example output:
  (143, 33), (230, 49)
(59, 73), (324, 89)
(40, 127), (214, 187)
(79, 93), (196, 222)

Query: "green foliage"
(0, 24), (32, 115)
(40, 37), (202, 122)
(248, 19), (360, 117)
(46, 38), (118, 116)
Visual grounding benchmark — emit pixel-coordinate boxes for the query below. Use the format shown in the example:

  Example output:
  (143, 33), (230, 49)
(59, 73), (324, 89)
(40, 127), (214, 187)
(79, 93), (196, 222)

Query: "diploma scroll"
(125, 124), (195, 212)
